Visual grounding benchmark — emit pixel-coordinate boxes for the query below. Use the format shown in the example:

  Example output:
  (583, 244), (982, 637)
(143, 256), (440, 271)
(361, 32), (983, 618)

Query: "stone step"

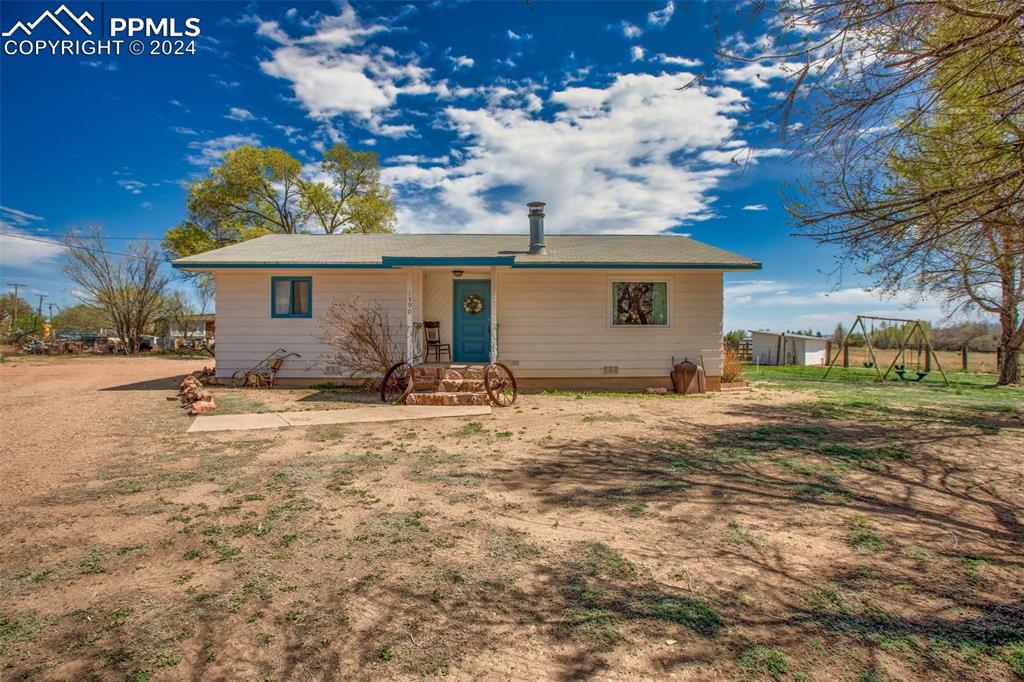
(438, 379), (485, 392)
(404, 391), (489, 407)
(412, 365), (485, 382)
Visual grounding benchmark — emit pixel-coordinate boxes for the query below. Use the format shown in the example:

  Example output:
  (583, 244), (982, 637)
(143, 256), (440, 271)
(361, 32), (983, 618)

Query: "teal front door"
(452, 279), (490, 362)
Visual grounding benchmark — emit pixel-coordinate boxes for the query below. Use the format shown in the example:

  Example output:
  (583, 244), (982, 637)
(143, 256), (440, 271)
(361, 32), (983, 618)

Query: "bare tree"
(713, 1), (1023, 251)
(164, 289), (199, 346)
(61, 227), (168, 355)
(318, 297), (403, 384)
(720, 1), (1024, 382)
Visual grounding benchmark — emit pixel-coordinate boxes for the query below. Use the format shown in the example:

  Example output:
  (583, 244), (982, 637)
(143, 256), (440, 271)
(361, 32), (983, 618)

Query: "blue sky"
(0, 0), (963, 331)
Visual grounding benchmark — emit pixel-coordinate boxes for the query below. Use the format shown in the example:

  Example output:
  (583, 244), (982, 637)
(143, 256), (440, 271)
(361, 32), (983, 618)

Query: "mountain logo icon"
(2, 4), (95, 37)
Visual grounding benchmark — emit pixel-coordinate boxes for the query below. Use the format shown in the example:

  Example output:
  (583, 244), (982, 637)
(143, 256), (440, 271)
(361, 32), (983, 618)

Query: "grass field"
(1, 357), (1022, 680)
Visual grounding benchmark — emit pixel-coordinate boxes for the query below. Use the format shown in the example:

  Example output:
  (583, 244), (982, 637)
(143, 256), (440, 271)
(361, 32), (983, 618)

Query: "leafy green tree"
(1, 293), (41, 335)
(53, 304), (109, 333)
(878, 22), (1023, 384)
(164, 146), (303, 260)
(164, 143), (396, 260)
(723, 329), (746, 347)
(301, 144), (397, 234)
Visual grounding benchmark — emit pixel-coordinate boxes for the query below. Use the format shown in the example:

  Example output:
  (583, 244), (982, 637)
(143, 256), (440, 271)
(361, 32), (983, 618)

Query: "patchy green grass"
(453, 421), (487, 437)
(846, 515), (886, 552)
(4, 356), (1022, 682)
(558, 542), (722, 649)
(738, 645), (789, 680)
(212, 392), (270, 414)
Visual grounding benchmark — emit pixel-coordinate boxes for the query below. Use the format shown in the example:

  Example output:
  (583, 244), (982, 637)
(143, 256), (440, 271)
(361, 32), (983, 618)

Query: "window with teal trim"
(271, 277), (312, 318)
(612, 281), (668, 326)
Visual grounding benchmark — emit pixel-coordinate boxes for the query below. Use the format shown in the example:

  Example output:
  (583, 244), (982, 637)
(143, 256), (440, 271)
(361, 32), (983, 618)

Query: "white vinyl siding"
(495, 269), (723, 378)
(213, 270), (413, 379)
(212, 267), (725, 380)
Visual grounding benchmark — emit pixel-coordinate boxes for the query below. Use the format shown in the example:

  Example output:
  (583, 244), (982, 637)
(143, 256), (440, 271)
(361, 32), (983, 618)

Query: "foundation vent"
(602, 365), (619, 375)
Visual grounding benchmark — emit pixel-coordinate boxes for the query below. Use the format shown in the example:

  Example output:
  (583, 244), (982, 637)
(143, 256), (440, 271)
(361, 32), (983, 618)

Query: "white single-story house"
(750, 330), (830, 366)
(173, 203), (760, 390)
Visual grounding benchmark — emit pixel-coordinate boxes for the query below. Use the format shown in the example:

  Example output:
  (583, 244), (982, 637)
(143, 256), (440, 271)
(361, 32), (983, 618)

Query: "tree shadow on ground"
(100, 375), (187, 391)
(494, 400), (1024, 545)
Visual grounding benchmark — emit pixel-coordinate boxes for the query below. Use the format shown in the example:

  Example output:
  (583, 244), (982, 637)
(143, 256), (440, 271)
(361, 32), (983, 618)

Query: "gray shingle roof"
(173, 233), (760, 270)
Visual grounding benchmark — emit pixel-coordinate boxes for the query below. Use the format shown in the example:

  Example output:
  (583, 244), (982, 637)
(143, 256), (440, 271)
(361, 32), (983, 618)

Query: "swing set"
(823, 315), (949, 385)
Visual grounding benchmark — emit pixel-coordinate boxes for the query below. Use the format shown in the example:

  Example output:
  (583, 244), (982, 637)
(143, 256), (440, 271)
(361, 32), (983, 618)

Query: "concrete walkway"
(187, 404), (492, 433)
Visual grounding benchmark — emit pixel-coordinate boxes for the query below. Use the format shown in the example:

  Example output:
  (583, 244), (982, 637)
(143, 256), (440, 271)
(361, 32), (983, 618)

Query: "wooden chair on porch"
(423, 321), (452, 363)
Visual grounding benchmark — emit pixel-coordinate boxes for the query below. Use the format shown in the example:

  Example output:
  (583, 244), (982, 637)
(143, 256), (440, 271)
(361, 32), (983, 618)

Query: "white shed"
(749, 331), (830, 366)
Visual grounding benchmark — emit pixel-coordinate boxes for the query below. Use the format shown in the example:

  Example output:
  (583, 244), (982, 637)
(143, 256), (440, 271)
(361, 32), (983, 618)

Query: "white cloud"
(722, 279), (977, 333)
(225, 107), (254, 121)
(0, 205), (44, 227)
(116, 179), (146, 194)
(383, 72), (762, 235)
(630, 46), (645, 62)
(449, 55), (474, 70)
(698, 146), (787, 165)
(718, 61), (800, 88)
(0, 229), (64, 269)
(186, 134), (261, 166)
(647, 1), (675, 28)
(620, 21), (642, 39)
(656, 54), (702, 68)
(506, 29), (531, 41)
(741, 204), (768, 211)
(172, 126), (198, 135)
(81, 60), (118, 71)
(388, 154), (448, 164)
(257, 8), (429, 135)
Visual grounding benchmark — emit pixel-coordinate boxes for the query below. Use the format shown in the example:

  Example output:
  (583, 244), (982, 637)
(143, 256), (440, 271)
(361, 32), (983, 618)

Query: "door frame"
(452, 278), (490, 363)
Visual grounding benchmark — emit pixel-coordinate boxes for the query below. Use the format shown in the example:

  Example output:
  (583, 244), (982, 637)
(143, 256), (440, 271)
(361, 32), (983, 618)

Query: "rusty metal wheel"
(231, 370), (249, 388)
(381, 362), (414, 404)
(483, 362), (517, 407)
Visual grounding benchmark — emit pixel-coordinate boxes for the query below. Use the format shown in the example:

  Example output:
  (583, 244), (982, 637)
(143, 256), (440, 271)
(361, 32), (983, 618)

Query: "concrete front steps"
(404, 364), (490, 406)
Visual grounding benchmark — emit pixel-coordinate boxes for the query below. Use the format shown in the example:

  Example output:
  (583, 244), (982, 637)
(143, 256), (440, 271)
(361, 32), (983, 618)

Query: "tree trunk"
(997, 305), (1021, 384)
(998, 342), (1020, 384)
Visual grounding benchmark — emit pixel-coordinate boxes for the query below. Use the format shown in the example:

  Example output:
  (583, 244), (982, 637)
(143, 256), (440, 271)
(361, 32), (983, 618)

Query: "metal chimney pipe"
(527, 201), (546, 255)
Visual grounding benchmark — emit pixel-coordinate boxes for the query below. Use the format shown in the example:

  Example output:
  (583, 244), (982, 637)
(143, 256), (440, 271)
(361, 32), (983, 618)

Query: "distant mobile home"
(750, 330), (830, 366)
(173, 203), (761, 390)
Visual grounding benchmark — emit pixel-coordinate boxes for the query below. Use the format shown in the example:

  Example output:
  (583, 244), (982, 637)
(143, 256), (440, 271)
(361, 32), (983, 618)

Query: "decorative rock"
(645, 387), (668, 394)
(189, 399), (217, 415)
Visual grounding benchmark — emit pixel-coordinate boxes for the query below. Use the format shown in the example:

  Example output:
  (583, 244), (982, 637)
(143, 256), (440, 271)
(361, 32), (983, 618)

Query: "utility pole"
(36, 293), (47, 320)
(48, 302), (56, 323)
(6, 282), (26, 331)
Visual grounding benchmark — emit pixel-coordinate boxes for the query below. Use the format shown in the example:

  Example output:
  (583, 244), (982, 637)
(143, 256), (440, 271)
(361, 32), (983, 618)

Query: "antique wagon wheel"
(483, 362), (518, 407)
(230, 370), (249, 388)
(380, 362), (414, 404)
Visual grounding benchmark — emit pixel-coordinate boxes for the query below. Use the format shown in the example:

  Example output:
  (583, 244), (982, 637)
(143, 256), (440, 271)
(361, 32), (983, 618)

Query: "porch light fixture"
(452, 270), (464, 278)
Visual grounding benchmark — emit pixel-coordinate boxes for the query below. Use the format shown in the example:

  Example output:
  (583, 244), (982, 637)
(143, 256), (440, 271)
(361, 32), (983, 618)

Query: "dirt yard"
(2, 356), (1022, 681)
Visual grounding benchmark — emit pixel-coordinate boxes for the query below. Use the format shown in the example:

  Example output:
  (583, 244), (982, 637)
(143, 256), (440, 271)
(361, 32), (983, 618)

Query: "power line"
(0, 231), (171, 263)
